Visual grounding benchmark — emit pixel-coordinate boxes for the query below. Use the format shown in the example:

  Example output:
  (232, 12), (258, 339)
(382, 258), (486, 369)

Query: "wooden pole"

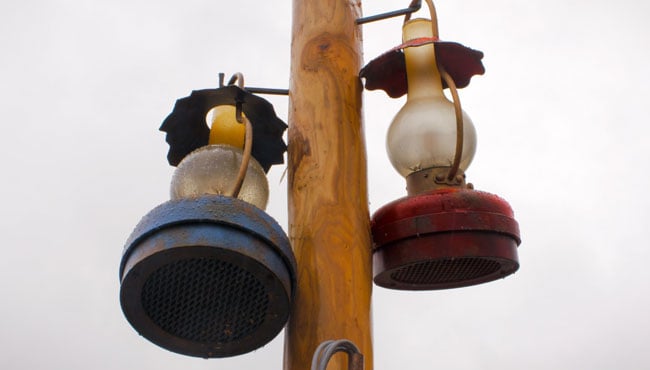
(284, 1), (373, 370)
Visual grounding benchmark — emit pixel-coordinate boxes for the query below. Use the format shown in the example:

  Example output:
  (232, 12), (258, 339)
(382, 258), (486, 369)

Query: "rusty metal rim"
(120, 195), (296, 291)
(120, 223), (292, 294)
(371, 189), (521, 248)
(372, 210), (520, 247)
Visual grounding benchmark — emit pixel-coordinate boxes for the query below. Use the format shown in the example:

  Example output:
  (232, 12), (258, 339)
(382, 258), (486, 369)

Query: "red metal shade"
(371, 188), (520, 290)
(360, 38), (485, 98)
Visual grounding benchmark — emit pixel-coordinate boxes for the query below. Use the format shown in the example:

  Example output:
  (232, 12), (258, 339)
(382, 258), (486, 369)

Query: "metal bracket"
(356, 0), (421, 25)
(219, 72), (289, 96)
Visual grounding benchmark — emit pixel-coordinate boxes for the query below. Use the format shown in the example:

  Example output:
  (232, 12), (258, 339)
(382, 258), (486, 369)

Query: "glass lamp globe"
(170, 144), (269, 210)
(387, 18), (477, 178)
(206, 105), (246, 149)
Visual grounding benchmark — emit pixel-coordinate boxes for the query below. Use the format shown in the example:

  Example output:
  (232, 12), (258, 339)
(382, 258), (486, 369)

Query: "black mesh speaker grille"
(141, 257), (269, 344)
(390, 258), (502, 285)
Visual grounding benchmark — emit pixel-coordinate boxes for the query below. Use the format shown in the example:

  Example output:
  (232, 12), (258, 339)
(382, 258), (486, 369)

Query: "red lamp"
(362, 0), (521, 290)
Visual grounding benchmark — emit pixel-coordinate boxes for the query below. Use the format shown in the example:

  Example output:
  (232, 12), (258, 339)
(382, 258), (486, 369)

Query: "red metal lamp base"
(371, 188), (521, 290)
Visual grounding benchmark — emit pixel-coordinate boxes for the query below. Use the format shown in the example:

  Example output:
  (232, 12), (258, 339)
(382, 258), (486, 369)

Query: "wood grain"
(284, 1), (373, 370)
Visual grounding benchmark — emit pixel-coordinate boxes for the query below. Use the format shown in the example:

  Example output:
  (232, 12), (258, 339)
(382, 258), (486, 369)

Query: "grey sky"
(1, 0), (649, 369)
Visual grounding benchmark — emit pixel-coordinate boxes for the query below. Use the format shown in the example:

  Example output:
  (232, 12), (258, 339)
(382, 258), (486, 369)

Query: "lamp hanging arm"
(311, 340), (364, 370)
(356, 0), (421, 25)
(229, 113), (253, 198)
(438, 65), (464, 182)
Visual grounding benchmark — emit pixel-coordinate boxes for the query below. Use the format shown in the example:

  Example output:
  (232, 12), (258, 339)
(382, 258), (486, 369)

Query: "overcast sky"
(1, 0), (649, 369)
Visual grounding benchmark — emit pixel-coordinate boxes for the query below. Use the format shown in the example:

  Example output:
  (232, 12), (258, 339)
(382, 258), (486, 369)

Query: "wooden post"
(284, 1), (373, 370)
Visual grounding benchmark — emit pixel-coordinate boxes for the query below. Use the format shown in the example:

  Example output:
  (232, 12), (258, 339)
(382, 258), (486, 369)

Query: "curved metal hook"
(311, 339), (364, 370)
(229, 116), (253, 198)
(438, 64), (464, 181)
(227, 72), (245, 89)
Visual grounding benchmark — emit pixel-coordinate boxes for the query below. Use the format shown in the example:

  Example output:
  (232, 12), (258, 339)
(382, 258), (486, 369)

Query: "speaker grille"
(141, 257), (269, 344)
(390, 258), (502, 286)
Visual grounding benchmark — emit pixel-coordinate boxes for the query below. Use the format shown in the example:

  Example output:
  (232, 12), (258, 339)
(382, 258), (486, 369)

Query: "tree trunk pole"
(284, 1), (373, 370)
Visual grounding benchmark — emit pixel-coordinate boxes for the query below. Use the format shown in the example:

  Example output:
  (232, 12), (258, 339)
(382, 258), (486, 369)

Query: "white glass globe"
(170, 144), (269, 210)
(387, 97), (477, 177)
(386, 18), (478, 178)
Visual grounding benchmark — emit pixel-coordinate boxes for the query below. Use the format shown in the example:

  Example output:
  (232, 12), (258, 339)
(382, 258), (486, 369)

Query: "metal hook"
(356, 0), (421, 25)
(228, 72), (245, 89)
(311, 339), (364, 370)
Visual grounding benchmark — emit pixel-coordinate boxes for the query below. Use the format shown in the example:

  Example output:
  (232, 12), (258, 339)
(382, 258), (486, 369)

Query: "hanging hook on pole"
(218, 72), (289, 95)
(228, 72), (245, 89)
(356, 0), (422, 25)
(311, 339), (364, 370)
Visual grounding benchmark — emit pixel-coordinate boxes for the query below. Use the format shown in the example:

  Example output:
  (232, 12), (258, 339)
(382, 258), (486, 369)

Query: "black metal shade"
(160, 86), (288, 172)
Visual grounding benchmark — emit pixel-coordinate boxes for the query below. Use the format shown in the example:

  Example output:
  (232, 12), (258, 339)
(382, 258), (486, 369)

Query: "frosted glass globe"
(387, 98), (477, 177)
(385, 18), (478, 178)
(170, 144), (269, 210)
